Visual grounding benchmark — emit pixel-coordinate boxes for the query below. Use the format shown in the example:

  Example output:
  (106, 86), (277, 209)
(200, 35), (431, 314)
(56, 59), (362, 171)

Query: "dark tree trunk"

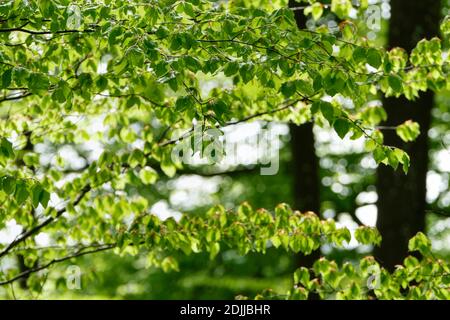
(290, 123), (320, 215)
(375, 0), (441, 271)
(288, 0), (321, 268)
(290, 123), (321, 268)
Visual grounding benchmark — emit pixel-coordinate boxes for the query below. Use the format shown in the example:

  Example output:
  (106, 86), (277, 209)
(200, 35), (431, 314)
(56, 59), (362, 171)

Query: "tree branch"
(0, 184), (92, 260)
(158, 99), (300, 147)
(0, 100), (297, 259)
(0, 28), (96, 35)
(0, 92), (32, 103)
(0, 243), (115, 286)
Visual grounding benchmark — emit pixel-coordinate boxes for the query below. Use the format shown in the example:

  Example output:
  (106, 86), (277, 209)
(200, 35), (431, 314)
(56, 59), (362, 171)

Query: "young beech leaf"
(0, 138), (14, 159)
(387, 148), (399, 169)
(401, 152), (410, 174)
(161, 155), (176, 177)
(333, 118), (351, 139)
(408, 232), (431, 255)
(293, 267), (310, 286)
(31, 184), (43, 208)
(14, 182), (29, 206)
(1, 69), (12, 88)
(210, 99), (227, 118)
(320, 101), (335, 125)
(280, 81), (296, 98)
(396, 120), (420, 142)
(304, 3), (323, 21)
(139, 167), (158, 185)
(373, 146), (386, 164)
(239, 64), (255, 84)
(311, 3), (324, 20)
(310, 101), (321, 114)
(352, 47), (366, 64)
(2, 176), (16, 195)
(367, 48), (382, 69)
(223, 61), (239, 77)
(388, 75), (403, 93)
(175, 96), (194, 112)
(40, 189), (50, 208)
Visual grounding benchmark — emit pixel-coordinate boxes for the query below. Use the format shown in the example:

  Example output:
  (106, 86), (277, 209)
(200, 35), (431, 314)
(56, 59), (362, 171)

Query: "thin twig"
(0, 244), (115, 286)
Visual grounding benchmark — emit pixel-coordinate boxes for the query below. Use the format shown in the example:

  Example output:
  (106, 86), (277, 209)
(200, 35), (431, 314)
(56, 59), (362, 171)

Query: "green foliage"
(396, 120), (421, 142)
(0, 175), (49, 208)
(0, 137), (14, 166)
(0, 0), (449, 299)
(249, 232), (450, 300)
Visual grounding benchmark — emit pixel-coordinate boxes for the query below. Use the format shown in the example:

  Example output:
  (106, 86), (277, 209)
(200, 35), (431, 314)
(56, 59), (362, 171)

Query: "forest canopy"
(0, 0), (449, 300)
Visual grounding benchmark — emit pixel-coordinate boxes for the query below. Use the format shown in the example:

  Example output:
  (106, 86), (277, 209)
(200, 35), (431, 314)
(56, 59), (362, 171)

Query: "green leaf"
(361, 106), (387, 125)
(119, 127), (137, 143)
(0, 138), (14, 159)
(14, 181), (29, 206)
(408, 232), (431, 255)
(388, 75), (403, 93)
(128, 149), (146, 168)
(126, 96), (141, 108)
(182, 2), (195, 17)
(183, 56), (202, 72)
(320, 101), (335, 125)
(323, 72), (345, 96)
(441, 15), (450, 35)
(386, 148), (399, 169)
(305, 3), (324, 21)
(108, 26), (123, 45)
(28, 73), (49, 91)
(333, 118), (351, 139)
(210, 99), (227, 118)
(367, 48), (382, 69)
(139, 167), (158, 185)
(311, 3), (324, 21)
(373, 146), (386, 164)
(352, 47), (367, 64)
(396, 120), (420, 142)
(127, 47), (145, 68)
(96, 76), (108, 91)
(1, 69), (12, 88)
(401, 151), (410, 174)
(31, 184), (43, 208)
(161, 155), (176, 177)
(280, 81), (297, 98)
(161, 256), (179, 272)
(223, 61), (239, 77)
(293, 267), (310, 286)
(290, 287), (308, 300)
(331, 0), (352, 19)
(296, 80), (314, 96)
(2, 176), (16, 195)
(239, 64), (255, 84)
(209, 242), (220, 259)
(310, 101), (321, 115)
(39, 189), (50, 208)
(175, 96), (195, 112)
(355, 227), (381, 245)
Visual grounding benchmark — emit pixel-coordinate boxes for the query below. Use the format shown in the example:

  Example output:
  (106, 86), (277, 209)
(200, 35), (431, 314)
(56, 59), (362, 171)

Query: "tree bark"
(288, 0), (321, 269)
(375, 0), (441, 271)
